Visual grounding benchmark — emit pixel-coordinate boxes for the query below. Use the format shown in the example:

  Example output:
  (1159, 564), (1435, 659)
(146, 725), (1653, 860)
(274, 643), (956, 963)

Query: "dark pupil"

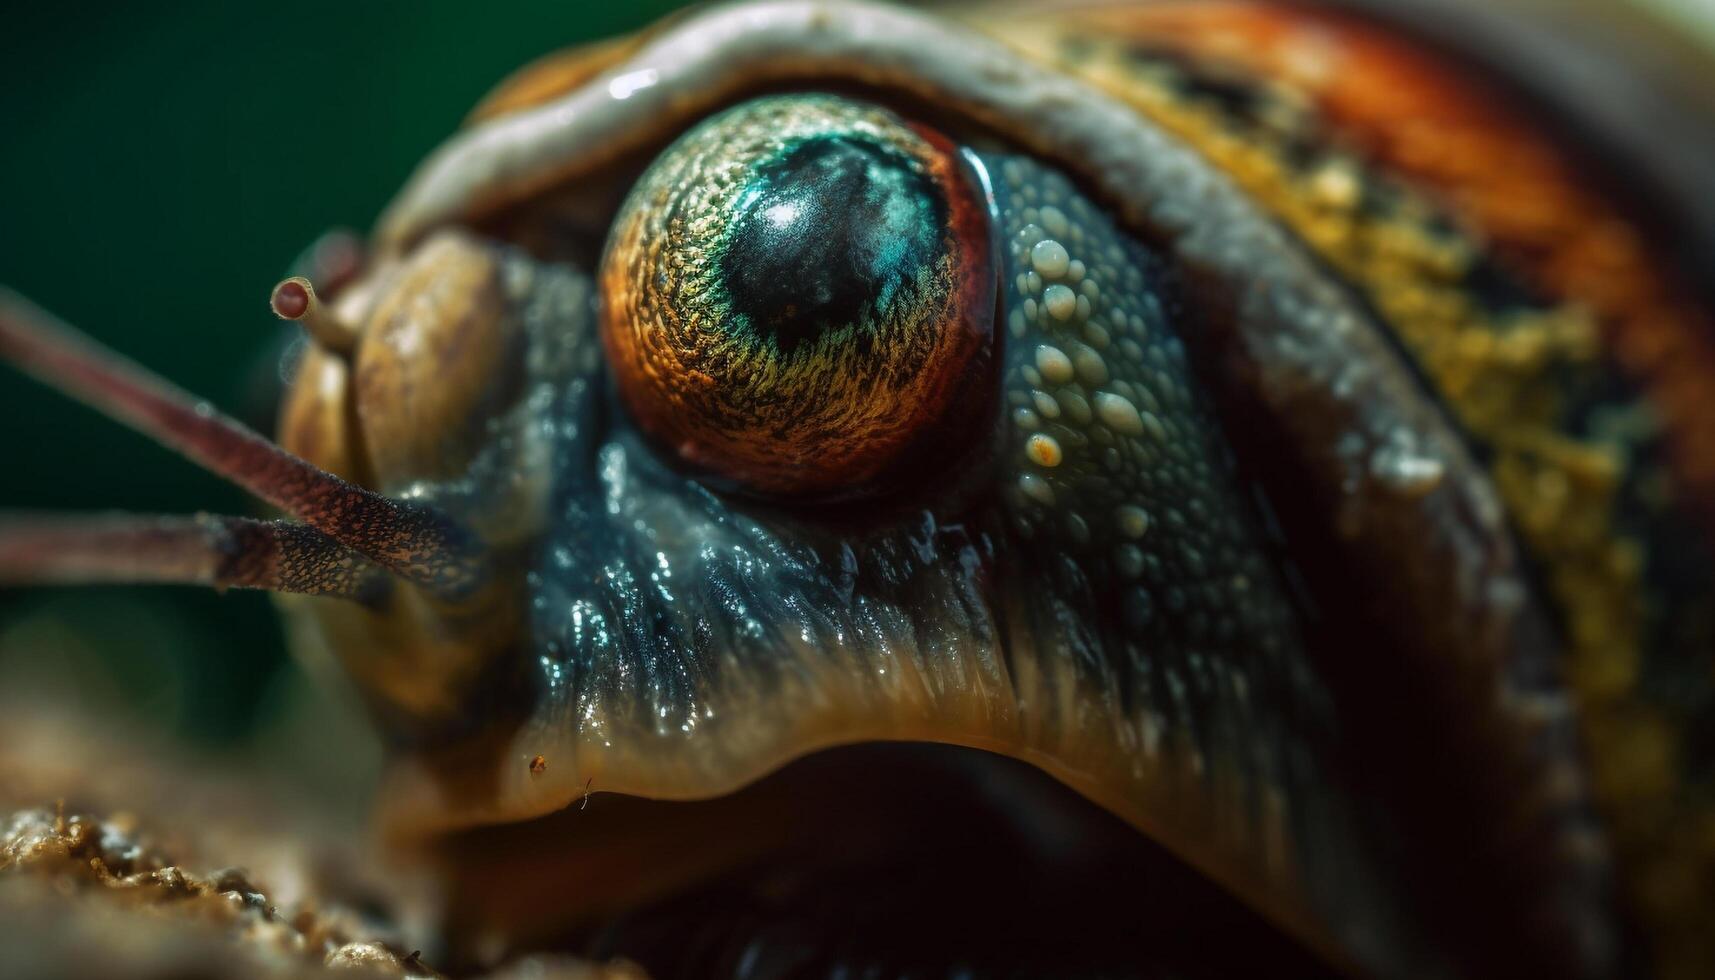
(719, 134), (947, 354)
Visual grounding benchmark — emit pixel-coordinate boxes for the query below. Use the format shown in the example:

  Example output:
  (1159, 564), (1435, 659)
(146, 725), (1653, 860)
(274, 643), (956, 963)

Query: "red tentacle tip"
(270, 275), (358, 353)
(270, 278), (312, 321)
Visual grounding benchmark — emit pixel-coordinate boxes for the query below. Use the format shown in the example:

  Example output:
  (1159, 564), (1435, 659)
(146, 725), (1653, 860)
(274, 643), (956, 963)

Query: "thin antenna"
(271, 277), (359, 353)
(0, 512), (392, 604)
(0, 287), (486, 598)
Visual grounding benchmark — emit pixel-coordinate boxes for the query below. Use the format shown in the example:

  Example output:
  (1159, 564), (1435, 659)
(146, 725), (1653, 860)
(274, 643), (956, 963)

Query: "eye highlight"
(600, 94), (996, 500)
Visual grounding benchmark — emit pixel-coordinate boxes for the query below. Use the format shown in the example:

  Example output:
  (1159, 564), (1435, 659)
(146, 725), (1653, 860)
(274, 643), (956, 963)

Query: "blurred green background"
(0, 2), (682, 751)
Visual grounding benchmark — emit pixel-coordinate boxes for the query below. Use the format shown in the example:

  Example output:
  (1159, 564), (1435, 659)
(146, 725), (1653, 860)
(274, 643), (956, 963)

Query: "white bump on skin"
(1026, 433), (1063, 467)
(1133, 385), (1162, 413)
(1040, 206), (1069, 239)
(1066, 513), (1091, 545)
(1043, 284), (1077, 321)
(1116, 505), (1152, 538)
(1035, 344), (1074, 385)
(1140, 411), (1168, 442)
(1018, 473), (1056, 506)
(1072, 345), (1109, 387)
(1115, 544), (1145, 578)
(1057, 389), (1092, 426)
(1095, 391), (1145, 435)
(1030, 239), (1070, 278)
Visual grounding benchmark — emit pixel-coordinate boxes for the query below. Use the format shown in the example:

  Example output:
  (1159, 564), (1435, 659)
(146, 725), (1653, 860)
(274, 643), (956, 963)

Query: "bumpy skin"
(986, 7), (1715, 977)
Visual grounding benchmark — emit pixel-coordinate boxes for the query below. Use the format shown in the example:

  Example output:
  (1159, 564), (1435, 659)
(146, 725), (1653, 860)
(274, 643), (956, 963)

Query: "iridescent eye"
(599, 94), (996, 500)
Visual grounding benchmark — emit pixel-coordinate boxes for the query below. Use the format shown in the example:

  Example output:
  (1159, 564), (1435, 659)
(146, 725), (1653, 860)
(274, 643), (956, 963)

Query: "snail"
(3, 1), (1714, 977)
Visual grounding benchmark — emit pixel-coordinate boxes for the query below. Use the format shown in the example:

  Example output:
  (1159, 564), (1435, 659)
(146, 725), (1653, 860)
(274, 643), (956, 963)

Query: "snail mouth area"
(429, 742), (1333, 978)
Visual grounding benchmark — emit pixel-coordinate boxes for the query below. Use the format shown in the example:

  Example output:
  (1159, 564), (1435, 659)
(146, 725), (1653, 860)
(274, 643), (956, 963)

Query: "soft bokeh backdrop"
(0, 3), (682, 758)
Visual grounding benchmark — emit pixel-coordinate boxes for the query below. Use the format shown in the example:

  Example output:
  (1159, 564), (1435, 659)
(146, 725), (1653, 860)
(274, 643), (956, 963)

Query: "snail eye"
(599, 94), (996, 501)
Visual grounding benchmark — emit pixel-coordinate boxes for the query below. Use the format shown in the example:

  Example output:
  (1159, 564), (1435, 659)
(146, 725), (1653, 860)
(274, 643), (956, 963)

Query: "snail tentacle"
(0, 511), (393, 604)
(0, 287), (486, 599)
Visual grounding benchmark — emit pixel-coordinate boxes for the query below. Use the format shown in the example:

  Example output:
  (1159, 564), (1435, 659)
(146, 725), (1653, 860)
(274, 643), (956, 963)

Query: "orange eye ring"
(599, 94), (996, 502)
